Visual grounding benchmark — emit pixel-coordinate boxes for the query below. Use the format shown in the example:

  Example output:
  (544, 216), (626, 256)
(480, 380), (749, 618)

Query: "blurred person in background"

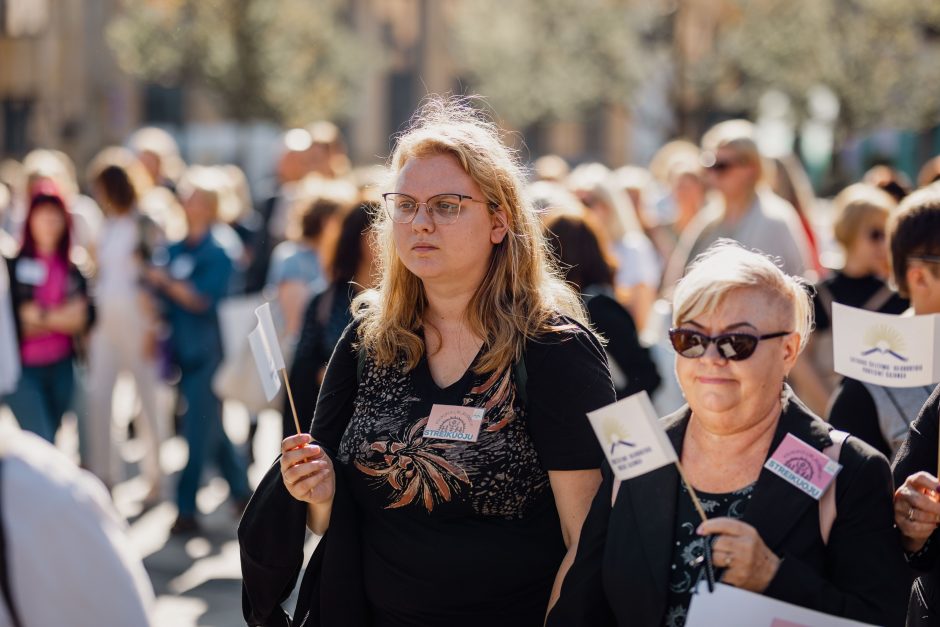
(144, 167), (251, 534)
(21, 149), (102, 272)
(662, 120), (813, 292)
(4, 182), (94, 442)
(917, 156), (940, 189)
(544, 212), (661, 400)
(527, 180), (583, 225)
(533, 154), (571, 183)
(769, 155), (823, 275)
(828, 186), (940, 459)
(283, 200), (377, 438)
(244, 128), (314, 295)
(790, 184), (908, 415)
(306, 120), (351, 180)
(568, 163), (660, 330)
(266, 181), (356, 340)
(0, 424), (155, 627)
(863, 164), (912, 204)
(84, 148), (166, 500)
(128, 126), (184, 194)
(0, 182), (16, 258)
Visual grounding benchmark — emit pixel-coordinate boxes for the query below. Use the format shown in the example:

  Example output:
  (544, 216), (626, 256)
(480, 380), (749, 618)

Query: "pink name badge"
(764, 434), (842, 500)
(423, 404), (485, 443)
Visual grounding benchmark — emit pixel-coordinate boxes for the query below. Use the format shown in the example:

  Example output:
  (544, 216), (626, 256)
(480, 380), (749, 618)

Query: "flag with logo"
(587, 391), (678, 481)
(248, 302), (286, 402)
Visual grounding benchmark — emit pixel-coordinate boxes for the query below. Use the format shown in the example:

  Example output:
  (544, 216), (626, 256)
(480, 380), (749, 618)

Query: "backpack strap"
(819, 429), (849, 545)
(861, 284), (894, 313)
(0, 458), (23, 627)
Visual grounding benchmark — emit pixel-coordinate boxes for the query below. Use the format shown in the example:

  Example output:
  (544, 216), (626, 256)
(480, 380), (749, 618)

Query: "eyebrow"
(685, 320), (758, 332)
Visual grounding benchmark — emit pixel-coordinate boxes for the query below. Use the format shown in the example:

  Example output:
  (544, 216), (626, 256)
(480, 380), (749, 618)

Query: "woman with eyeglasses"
(548, 241), (908, 627)
(240, 97), (614, 627)
(789, 184), (908, 416)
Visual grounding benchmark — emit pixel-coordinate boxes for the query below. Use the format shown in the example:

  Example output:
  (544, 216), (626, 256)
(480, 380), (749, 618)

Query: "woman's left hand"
(698, 517), (781, 593)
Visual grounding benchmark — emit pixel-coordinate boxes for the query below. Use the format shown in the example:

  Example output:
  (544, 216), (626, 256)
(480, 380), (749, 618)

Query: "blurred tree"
(107, 0), (377, 125)
(686, 0), (940, 134)
(451, 0), (656, 128)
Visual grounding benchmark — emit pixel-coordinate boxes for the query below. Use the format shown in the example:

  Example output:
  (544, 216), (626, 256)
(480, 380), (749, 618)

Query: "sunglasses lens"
(670, 329), (707, 357)
(869, 229), (885, 242)
(716, 334), (758, 361)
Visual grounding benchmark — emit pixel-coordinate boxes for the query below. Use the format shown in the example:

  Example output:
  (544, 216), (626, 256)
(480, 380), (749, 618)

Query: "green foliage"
(691, 0), (940, 131)
(452, 0), (654, 127)
(107, 0), (378, 124)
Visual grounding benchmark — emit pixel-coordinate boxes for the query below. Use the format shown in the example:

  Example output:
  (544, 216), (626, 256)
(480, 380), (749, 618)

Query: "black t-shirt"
(312, 317), (613, 626)
(812, 272), (908, 332)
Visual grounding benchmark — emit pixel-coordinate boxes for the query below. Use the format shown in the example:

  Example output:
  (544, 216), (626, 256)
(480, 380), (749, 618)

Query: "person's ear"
(907, 265), (927, 297)
(781, 332), (802, 375)
(490, 206), (508, 245)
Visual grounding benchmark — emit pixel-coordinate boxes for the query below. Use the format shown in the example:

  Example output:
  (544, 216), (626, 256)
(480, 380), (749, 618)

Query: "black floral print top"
(313, 318), (613, 626)
(662, 482), (755, 627)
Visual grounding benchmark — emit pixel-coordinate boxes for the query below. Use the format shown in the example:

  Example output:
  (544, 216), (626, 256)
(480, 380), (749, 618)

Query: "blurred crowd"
(0, 115), (939, 539)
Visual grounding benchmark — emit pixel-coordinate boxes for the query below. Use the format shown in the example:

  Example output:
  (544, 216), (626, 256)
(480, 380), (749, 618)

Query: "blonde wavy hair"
(353, 96), (588, 374)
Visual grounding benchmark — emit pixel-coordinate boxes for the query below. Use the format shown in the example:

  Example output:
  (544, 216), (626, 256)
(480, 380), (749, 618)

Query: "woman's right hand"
(894, 471), (940, 553)
(280, 433), (335, 505)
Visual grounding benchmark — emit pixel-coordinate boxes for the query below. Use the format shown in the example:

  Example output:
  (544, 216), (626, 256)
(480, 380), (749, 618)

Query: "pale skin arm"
(280, 433), (335, 535)
(545, 468), (602, 618)
(143, 267), (209, 313)
(19, 298), (89, 337)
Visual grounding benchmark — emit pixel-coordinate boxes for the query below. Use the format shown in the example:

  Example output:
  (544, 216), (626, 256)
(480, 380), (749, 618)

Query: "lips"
(411, 242), (438, 252)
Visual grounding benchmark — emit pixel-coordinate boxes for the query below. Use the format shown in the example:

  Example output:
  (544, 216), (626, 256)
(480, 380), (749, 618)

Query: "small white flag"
(248, 302), (285, 402)
(832, 303), (940, 388)
(587, 391), (678, 481)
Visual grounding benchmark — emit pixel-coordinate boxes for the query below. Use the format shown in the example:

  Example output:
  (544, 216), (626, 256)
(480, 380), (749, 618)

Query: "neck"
(35, 245), (57, 258)
(423, 280), (478, 332)
(186, 223), (210, 243)
(841, 255), (874, 278)
(722, 190), (756, 222)
(687, 398), (781, 461)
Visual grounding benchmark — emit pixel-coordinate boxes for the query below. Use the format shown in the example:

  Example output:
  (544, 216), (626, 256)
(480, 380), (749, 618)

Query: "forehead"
(394, 154), (479, 195)
(683, 287), (790, 330)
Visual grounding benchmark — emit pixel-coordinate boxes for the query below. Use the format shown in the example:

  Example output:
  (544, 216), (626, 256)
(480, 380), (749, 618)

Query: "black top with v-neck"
(316, 316), (612, 626)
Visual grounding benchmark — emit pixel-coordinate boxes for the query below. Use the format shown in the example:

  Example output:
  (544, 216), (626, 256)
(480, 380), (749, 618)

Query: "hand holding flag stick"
(248, 302), (303, 435)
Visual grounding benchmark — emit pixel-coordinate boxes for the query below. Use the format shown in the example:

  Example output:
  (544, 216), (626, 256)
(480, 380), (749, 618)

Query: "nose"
(410, 203), (435, 231)
(699, 339), (728, 363)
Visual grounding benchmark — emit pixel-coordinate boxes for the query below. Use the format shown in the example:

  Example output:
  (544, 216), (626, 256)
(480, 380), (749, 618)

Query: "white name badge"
(423, 404), (485, 442)
(169, 254), (195, 280)
(15, 258), (47, 286)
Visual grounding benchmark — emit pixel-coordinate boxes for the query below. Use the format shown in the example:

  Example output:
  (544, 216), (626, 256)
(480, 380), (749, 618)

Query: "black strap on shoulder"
(0, 458), (23, 627)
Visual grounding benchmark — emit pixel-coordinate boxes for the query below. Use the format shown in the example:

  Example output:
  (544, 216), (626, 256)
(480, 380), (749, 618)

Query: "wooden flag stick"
(675, 459), (709, 524)
(280, 368), (302, 435)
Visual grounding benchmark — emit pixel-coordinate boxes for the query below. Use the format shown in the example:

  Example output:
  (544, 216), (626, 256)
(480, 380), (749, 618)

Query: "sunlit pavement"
(2, 376), (318, 627)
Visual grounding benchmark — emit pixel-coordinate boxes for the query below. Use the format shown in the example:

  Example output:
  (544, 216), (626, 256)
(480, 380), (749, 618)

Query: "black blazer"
(548, 391), (909, 627)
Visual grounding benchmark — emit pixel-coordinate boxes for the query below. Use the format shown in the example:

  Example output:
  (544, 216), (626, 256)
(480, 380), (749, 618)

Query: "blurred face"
(675, 287), (801, 435)
(846, 212), (889, 277)
(673, 172), (706, 213)
(29, 202), (67, 254)
(182, 188), (217, 230)
(392, 154), (507, 290)
(706, 147), (758, 200)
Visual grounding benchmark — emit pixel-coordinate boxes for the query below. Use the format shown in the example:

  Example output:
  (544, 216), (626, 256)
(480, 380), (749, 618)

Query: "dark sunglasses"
(705, 159), (746, 173)
(866, 228), (885, 243)
(669, 328), (791, 361)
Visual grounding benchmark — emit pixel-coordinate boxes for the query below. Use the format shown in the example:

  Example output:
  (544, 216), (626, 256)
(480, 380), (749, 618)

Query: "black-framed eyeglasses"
(669, 328), (791, 361)
(382, 192), (495, 225)
(909, 254), (940, 264)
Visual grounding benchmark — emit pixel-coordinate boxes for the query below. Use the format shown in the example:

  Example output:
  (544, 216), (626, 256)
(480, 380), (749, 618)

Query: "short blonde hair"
(355, 96), (586, 374)
(832, 183), (896, 250)
(673, 240), (813, 352)
(567, 162), (640, 240)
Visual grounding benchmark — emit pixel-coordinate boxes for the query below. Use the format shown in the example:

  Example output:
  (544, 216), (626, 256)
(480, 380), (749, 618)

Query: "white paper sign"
(247, 302), (286, 402)
(832, 303), (940, 388)
(587, 391), (677, 481)
(686, 582), (877, 627)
